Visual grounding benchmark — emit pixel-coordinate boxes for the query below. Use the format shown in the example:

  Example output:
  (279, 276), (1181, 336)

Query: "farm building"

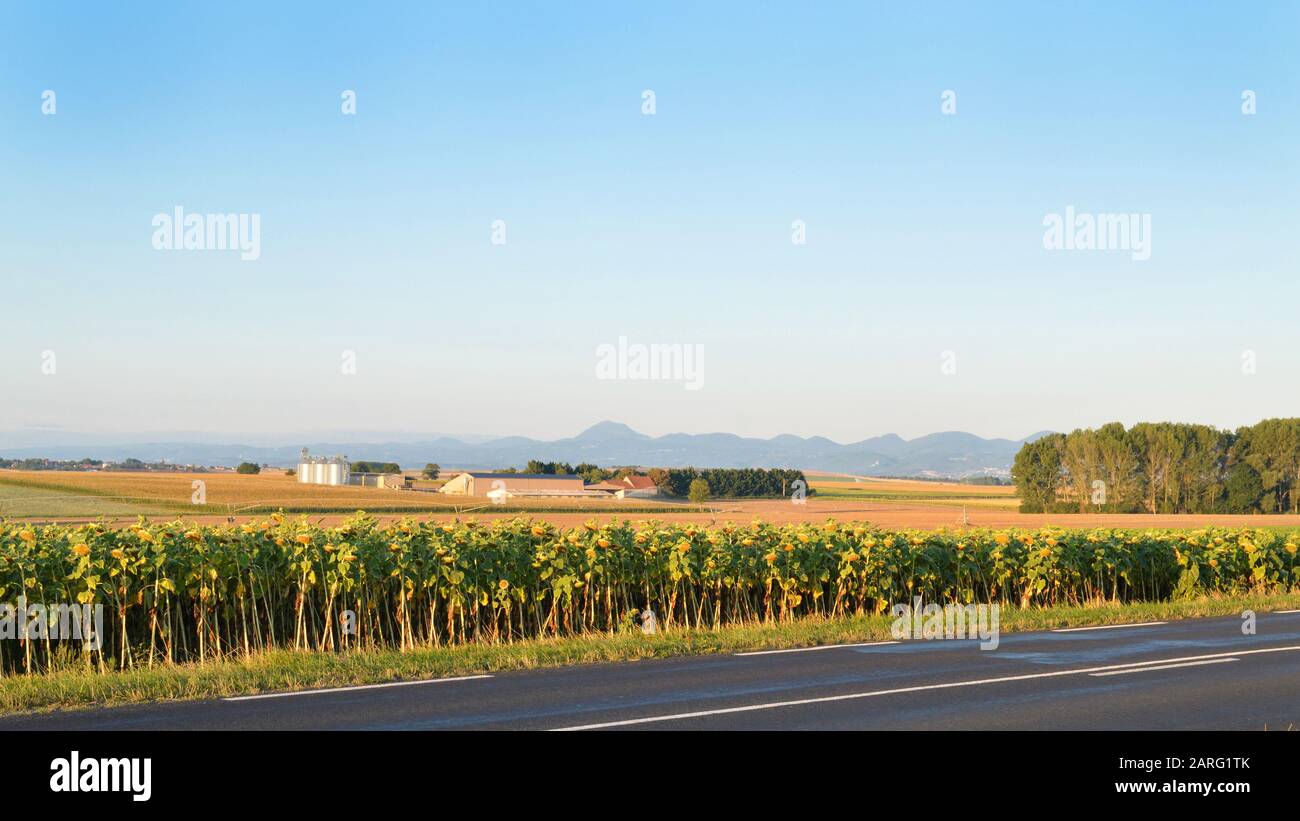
(439, 472), (586, 497)
(297, 449), (349, 486)
(585, 475), (661, 499)
(349, 472), (412, 489)
(297, 449), (411, 490)
(585, 481), (629, 497)
(620, 475), (659, 496)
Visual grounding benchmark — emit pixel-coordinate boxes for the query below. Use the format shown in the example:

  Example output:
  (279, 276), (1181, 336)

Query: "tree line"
(518, 461), (642, 484)
(1012, 419), (1300, 514)
(649, 467), (810, 499)
(502, 462), (809, 498)
(349, 461), (402, 474)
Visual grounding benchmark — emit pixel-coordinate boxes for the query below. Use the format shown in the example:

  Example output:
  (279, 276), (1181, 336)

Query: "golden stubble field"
(3, 469), (1299, 531)
(0, 469), (416, 510)
(0, 469), (691, 520)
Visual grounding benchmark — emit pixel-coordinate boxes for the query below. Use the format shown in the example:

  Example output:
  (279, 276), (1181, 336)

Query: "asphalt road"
(6, 611), (1300, 730)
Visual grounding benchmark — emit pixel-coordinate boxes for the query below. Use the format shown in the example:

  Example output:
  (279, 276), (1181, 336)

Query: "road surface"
(5, 612), (1299, 730)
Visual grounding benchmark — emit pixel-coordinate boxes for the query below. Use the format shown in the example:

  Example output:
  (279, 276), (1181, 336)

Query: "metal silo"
(297, 449), (350, 486)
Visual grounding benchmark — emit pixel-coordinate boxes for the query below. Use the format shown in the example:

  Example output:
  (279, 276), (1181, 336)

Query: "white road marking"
(1051, 621), (1167, 633)
(1089, 658), (1237, 676)
(223, 674), (492, 701)
(736, 641), (898, 656)
(551, 645), (1300, 730)
(1275, 609), (1300, 614)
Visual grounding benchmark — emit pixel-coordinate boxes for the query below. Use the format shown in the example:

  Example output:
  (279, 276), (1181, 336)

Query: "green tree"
(1060, 427), (1101, 512)
(351, 461), (401, 474)
(575, 463), (609, 484)
(422, 463), (441, 480)
(1234, 419), (1300, 513)
(1095, 422), (1140, 511)
(688, 477), (711, 505)
(1225, 461), (1264, 513)
(235, 462), (261, 475)
(1011, 435), (1063, 513)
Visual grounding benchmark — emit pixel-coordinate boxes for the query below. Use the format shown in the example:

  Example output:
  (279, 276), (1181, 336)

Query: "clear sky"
(1, 2), (1297, 445)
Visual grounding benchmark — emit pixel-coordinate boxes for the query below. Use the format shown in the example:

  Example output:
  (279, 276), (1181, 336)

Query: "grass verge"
(3, 590), (1297, 716)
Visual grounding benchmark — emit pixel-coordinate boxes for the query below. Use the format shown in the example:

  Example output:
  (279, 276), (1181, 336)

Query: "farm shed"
(620, 475), (660, 496)
(585, 481), (628, 498)
(439, 472), (586, 497)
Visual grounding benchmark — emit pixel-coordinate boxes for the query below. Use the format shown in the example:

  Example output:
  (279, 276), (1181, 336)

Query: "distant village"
(0, 457), (225, 473)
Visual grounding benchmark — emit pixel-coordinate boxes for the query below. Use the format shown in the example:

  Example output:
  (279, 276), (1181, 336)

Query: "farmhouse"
(586, 475), (660, 499)
(620, 475), (659, 496)
(585, 481), (630, 497)
(439, 472), (586, 497)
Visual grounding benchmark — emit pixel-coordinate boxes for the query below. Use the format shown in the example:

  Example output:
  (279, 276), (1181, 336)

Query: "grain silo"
(297, 449), (350, 486)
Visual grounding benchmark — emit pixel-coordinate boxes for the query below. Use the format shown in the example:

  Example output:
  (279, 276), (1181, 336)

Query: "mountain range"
(0, 422), (1052, 478)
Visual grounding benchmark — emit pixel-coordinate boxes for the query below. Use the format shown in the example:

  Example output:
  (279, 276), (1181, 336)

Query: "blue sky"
(1, 1), (1297, 444)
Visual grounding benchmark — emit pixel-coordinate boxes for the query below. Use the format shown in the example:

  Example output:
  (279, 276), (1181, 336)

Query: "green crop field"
(0, 481), (188, 518)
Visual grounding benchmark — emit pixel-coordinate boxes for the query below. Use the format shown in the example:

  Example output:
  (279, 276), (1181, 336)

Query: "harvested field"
(804, 472), (1019, 508)
(0, 470), (693, 521)
(5, 469), (1300, 532)
(16, 498), (1300, 533)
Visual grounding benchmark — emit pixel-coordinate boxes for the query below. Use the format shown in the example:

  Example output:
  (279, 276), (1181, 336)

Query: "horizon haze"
(0, 419), (1050, 478)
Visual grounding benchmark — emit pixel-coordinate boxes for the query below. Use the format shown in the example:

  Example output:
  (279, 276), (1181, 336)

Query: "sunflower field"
(1, 514), (1297, 675)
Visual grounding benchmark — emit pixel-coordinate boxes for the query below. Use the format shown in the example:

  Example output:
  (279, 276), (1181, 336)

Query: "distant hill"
(0, 421), (1048, 478)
